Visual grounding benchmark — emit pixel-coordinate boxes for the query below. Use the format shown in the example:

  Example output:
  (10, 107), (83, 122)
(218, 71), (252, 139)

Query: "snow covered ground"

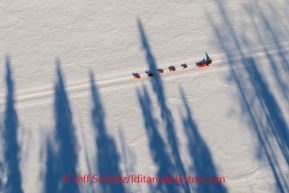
(1, 0), (289, 192)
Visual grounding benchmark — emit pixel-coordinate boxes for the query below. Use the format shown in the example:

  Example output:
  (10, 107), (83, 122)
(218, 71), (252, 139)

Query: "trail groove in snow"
(1, 41), (289, 109)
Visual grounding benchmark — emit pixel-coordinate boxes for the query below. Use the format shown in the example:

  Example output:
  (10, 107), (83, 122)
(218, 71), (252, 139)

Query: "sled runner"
(196, 53), (212, 67)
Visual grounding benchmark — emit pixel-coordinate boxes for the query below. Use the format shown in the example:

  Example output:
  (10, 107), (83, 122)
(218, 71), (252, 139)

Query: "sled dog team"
(133, 53), (212, 79)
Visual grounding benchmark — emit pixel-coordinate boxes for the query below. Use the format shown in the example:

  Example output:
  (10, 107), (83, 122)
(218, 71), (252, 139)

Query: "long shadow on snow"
(209, 1), (289, 192)
(45, 61), (79, 193)
(180, 88), (227, 193)
(242, 1), (289, 167)
(243, 58), (289, 192)
(89, 72), (126, 193)
(3, 56), (23, 193)
(243, 1), (289, 103)
(137, 87), (181, 193)
(138, 19), (190, 193)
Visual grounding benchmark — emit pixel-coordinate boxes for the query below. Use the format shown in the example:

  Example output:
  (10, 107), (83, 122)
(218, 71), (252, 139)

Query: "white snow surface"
(1, 0), (289, 192)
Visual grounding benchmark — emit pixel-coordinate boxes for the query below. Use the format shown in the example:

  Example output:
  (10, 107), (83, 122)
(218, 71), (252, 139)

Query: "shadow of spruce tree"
(3, 56), (23, 193)
(137, 19), (191, 192)
(45, 60), (79, 193)
(209, 1), (289, 192)
(90, 71), (126, 193)
(180, 87), (227, 193)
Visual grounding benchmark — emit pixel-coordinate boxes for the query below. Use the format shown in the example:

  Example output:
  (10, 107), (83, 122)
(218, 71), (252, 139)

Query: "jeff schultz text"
(68, 174), (226, 184)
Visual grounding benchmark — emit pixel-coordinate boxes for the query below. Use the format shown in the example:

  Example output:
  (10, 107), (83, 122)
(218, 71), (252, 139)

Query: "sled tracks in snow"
(2, 42), (289, 109)
(0, 57), (260, 109)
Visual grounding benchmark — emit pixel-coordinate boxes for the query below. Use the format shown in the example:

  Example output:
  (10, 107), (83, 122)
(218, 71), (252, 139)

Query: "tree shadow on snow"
(180, 87), (227, 193)
(209, 1), (289, 192)
(137, 19), (192, 192)
(44, 60), (79, 193)
(244, 58), (289, 192)
(89, 71), (126, 193)
(137, 86), (181, 193)
(3, 56), (23, 193)
(242, 1), (289, 103)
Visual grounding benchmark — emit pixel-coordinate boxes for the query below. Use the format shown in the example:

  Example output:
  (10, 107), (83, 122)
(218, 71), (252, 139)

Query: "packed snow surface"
(1, 0), (289, 192)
